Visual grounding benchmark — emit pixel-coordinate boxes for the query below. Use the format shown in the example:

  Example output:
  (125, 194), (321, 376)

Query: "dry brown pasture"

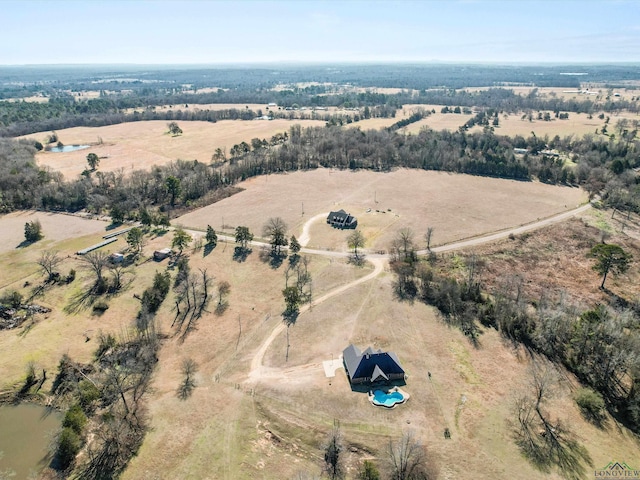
(1, 204), (638, 479)
(470, 110), (640, 138)
(22, 119), (325, 178)
(405, 111), (474, 133)
(122, 244), (640, 479)
(346, 104), (429, 130)
(0, 212), (133, 388)
(176, 168), (586, 252)
(470, 213), (640, 308)
(464, 85), (640, 102)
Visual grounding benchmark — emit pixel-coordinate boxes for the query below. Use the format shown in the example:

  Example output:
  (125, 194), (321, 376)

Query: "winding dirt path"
(247, 257), (384, 383)
(424, 202), (592, 254)
(298, 212), (329, 247)
(243, 201), (592, 384)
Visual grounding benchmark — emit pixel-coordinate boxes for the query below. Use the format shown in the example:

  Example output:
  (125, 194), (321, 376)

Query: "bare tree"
(348, 230), (366, 264)
(512, 359), (592, 478)
(386, 431), (435, 480)
(263, 217), (289, 256)
(37, 250), (63, 282)
(172, 269), (213, 339)
(425, 227), (434, 251)
(177, 358), (198, 399)
(81, 251), (111, 291)
(109, 264), (130, 292)
(397, 227), (416, 263)
(323, 425), (345, 480)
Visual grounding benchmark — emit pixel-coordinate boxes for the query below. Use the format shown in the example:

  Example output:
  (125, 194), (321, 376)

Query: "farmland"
(1, 63), (640, 480)
(2, 166), (633, 479)
(22, 119), (326, 178)
(176, 168), (586, 251)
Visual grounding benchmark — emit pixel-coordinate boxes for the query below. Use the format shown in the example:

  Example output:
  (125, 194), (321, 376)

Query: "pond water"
(46, 144), (90, 153)
(0, 404), (61, 479)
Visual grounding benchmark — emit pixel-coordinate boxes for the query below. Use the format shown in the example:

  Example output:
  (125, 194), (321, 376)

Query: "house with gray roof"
(327, 209), (357, 229)
(342, 344), (405, 385)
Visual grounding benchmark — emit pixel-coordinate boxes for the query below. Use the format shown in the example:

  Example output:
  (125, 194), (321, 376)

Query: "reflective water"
(47, 144), (89, 153)
(0, 404), (61, 479)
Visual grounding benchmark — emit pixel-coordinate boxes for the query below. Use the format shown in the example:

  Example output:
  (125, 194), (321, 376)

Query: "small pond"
(0, 404), (61, 478)
(46, 144), (90, 153)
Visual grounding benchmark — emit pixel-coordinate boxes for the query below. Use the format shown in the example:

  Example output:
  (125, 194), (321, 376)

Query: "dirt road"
(243, 201), (592, 384)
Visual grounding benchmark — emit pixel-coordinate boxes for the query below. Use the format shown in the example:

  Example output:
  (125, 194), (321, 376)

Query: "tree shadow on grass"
(282, 309), (299, 327)
(516, 424), (593, 480)
(259, 247), (287, 269)
(348, 254), (367, 267)
(64, 287), (96, 315)
(16, 239), (36, 249)
(233, 246), (251, 262)
(105, 221), (123, 231)
(203, 243), (215, 257)
(177, 378), (196, 400)
(214, 302), (229, 316)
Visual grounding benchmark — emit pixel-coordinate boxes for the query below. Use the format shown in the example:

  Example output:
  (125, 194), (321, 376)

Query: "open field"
(176, 168), (586, 252)
(464, 85), (640, 102)
(131, 103), (350, 114)
(122, 246), (640, 480)
(0, 182), (637, 479)
(0, 211), (109, 257)
(405, 111), (474, 133)
(470, 110), (640, 138)
(0, 214), (130, 388)
(21, 119), (325, 178)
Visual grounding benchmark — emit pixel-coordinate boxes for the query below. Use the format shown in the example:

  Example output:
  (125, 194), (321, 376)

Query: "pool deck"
(368, 386), (410, 408)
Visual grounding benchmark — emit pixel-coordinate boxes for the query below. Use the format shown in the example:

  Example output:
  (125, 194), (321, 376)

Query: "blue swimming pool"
(372, 389), (405, 408)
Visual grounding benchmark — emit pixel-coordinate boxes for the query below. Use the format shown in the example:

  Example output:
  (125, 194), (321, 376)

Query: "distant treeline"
(4, 64), (640, 96)
(0, 101), (368, 138)
(2, 86), (638, 137)
(2, 122), (638, 218)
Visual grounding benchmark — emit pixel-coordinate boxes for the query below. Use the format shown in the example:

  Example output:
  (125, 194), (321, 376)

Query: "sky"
(1, 0), (639, 65)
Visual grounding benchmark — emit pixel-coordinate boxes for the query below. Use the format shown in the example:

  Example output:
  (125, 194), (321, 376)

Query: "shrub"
(24, 219), (43, 242)
(66, 269), (76, 283)
(55, 427), (81, 470)
(94, 332), (117, 359)
(62, 404), (87, 435)
(576, 387), (606, 425)
(0, 289), (23, 308)
(78, 380), (101, 412)
(357, 460), (381, 480)
(93, 300), (109, 312)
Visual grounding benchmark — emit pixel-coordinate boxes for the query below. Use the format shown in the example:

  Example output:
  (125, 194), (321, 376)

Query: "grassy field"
(464, 85), (640, 103)
(21, 119), (326, 178)
(470, 110), (640, 138)
(176, 168), (586, 252)
(1, 193), (638, 480)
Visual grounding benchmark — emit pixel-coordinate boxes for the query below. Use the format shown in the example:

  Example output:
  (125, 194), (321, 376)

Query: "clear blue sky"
(1, 0), (639, 64)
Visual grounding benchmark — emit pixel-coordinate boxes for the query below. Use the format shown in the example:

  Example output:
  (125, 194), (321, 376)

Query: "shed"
(153, 248), (172, 260)
(109, 253), (125, 264)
